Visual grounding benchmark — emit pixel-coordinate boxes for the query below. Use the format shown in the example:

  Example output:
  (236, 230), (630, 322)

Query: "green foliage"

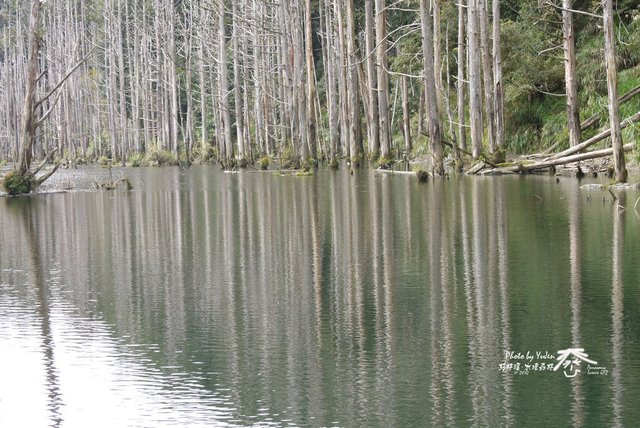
(220, 158), (237, 170)
(299, 158), (318, 172)
(127, 152), (145, 167)
(275, 169), (313, 177)
(237, 157), (251, 168)
(350, 154), (362, 168)
(145, 144), (176, 166)
(279, 143), (299, 169)
(368, 150), (380, 163)
(258, 155), (270, 170)
(488, 149), (507, 165)
(501, 7), (564, 103)
(376, 156), (392, 170)
(329, 156), (339, 170)
(192, 144), (218, 164)
(412, 165), (429, 182)
(1, 170), (36, 195)
(97, 156), (109, 166)
(499, 1), (640, 154)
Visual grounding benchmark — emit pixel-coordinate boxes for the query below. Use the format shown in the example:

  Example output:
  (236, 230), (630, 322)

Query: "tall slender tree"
(492, 0), (504, 152)
(468, 0), (483, 158)
(603, 0), (627, 182)
(345, 0), (362, 164)
(457, 0), (467, 153)
(218, 1), (233, 164)
(364, 0), (379, 157)
(305, 0), (317, 160)
(479, 0), (496, 154)
(3, 0), (81, 193)
(420, 0), (443, 175)
(563, 0), (581, 148)
(375, 0), (391, 162)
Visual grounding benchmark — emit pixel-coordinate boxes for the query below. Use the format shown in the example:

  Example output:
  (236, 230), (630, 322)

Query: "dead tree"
(563, 0), (581, 148)
(3, 0), (84, 194)
(603, 0), (627, 182)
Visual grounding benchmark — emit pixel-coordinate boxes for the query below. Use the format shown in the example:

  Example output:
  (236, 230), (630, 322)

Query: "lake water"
(1, 166), (639, 427)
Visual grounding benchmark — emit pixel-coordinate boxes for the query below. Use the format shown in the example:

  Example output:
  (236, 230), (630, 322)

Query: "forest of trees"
(1, 0), (639, 192)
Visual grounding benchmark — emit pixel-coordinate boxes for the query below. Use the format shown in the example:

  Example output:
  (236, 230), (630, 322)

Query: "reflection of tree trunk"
(428, 185), (443, 427)
(495, 180), (513, 426)
(14, 201), (62, 425)
(459, 179), (484, 425)
(459, 178), (477, 359)
(429, 184), (457, 426)
(475, 180), (500, 425)
(441, 186), (456, 427)
(468, 179), (500, 426)
(379, 177), (395, 425)
(568, 188), (585, 426)
(611, 197), (625, 426)
(347, 175), (367, 395)
(306, 178), (324, 414)
(221, 182), (240, 399)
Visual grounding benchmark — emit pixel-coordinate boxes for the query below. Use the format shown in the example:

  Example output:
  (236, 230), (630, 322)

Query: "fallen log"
(418, 131), (497, 171)
(546, 111), (640, 160)
(543, 89), (640, 157)
(578, 84), (640, 132)
(482, 143), (634, 175)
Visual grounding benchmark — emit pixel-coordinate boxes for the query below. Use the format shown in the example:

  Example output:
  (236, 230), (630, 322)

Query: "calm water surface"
(1, 166), (639, 427)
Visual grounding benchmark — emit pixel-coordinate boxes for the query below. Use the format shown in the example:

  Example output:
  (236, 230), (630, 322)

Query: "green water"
(1, 166), (639, 427)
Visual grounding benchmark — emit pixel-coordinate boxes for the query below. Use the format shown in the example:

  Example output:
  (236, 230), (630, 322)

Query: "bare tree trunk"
(232, 0), (245, 162)
(16, 0), (42, 176)
(444, 19), (459, 162)
(493, 0), (504, 151)
(116, 0), (129, 161)
(420, 0), (444, 174)
(334, 0), (349, 158)
(241, 31), (252, 160)
(323, 0), (339, 164)
(433, 0), (443, 103)
(563, 0), (581, 148)
(199, 41), (208, 153)
(401, 76), (412, 157)
(131, 4), (143, 153)
(603, 0), (627, 182)
(252, 0), (265, 155)
(294, 1), (309, 164)
(364, 0), (379, 157)
(375, 0), (391, 160)
(184, 5), (195, 166)
(468, 0), (483, 158)
(219, 2), (233, 164)
(305, 0), (318, 159)
(479, 0), (495, 153)
(457, 0), (467, 153)
(346, 0), (362, 164)
(418, 86), (426, 139)
(168, 1), (179, 162)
